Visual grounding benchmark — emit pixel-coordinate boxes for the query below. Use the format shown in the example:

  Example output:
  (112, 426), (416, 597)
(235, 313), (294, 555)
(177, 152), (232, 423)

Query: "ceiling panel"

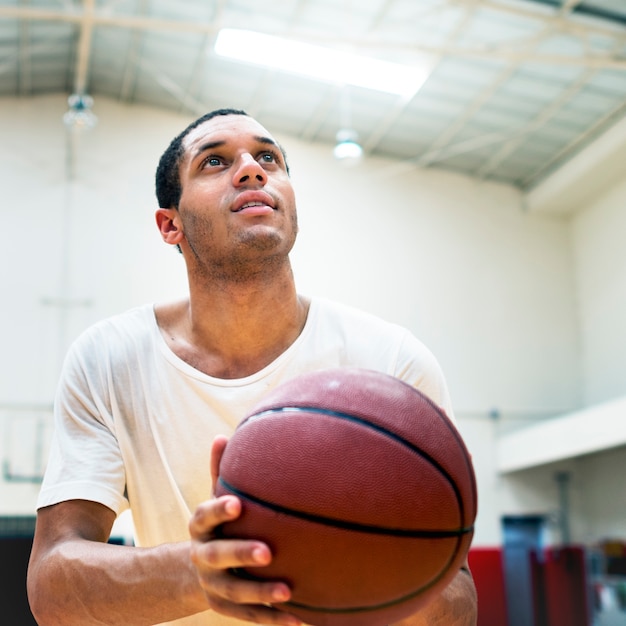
(0, 0), (624, 202)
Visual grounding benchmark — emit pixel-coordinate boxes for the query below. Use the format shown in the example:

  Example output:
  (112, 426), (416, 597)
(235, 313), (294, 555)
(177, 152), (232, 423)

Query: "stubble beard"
(185, 211), (298, 285)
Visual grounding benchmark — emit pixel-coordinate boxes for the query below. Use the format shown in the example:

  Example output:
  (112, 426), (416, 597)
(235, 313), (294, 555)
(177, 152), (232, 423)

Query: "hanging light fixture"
(62, 93), (98, 129)
(333, 80), (363, 166)
(333, 129), (363, 164)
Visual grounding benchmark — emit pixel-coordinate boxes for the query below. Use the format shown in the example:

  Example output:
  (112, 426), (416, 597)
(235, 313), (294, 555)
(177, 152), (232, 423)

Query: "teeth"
(241, 201), (264, 209)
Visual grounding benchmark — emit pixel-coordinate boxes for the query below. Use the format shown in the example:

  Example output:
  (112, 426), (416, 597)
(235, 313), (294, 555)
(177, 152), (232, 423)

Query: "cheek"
(180, 210), (216, 242)
(292, 207), (299, 234)
(283, 193), (298, 235)
(283, 187), (297, 218)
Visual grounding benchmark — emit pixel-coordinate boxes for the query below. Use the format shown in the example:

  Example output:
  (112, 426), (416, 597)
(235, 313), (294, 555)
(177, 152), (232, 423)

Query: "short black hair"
(155, 108), (290, 210)
(155, 108), (248, 209)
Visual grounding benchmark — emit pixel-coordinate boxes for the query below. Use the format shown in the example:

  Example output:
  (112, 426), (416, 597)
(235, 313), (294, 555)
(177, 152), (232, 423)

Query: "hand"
(188, 437), (302, 625)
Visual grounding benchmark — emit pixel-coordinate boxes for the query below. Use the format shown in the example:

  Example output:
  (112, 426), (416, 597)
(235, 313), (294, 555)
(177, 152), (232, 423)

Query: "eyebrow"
(256, 135), (278, 148)
(193, 135), (278, 159)
(193, 140), (225, 158)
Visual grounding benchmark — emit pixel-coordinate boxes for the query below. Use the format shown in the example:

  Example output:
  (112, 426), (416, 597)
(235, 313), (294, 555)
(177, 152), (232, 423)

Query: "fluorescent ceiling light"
(214, 28), (428, 98)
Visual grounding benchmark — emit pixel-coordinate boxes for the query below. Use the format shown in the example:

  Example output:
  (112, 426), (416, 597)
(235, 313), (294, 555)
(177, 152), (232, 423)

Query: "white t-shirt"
(38, 296), (455, 626)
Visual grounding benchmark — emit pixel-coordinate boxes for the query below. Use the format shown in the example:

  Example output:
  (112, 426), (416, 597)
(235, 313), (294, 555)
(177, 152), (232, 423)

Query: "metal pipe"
(555, 471), (571, 545)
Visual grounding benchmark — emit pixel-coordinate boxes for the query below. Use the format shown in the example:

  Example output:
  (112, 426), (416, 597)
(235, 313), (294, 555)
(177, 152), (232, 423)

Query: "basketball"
(215, 367), (477, 626)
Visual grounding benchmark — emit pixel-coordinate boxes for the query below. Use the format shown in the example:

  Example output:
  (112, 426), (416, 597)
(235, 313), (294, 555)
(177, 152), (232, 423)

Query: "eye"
(202, 155), (223, 168)
(259, 151), (279, 164)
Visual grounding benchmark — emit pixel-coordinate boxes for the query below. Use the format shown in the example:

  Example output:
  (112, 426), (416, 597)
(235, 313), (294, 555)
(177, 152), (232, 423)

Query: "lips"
(238, 201), (267, 211)
(232, 191), (276, 212)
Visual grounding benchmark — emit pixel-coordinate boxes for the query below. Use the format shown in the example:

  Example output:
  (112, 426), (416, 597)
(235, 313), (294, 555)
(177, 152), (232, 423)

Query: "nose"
(233, 153), (267, 187)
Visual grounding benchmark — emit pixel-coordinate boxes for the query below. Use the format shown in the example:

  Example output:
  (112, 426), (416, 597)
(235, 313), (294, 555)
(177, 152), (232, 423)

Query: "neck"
(156, 262), (308, 379)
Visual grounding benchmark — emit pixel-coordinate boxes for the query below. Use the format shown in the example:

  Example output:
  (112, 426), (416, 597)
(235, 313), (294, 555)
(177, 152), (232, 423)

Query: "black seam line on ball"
(283, 571), (444, 614)
(218, 477), (474, 538)
(244, 406), (470, 528)
(231, 552), (458, 615)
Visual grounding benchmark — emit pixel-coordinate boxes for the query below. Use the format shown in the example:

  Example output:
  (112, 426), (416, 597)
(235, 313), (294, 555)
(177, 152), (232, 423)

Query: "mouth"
(232, 192), (277, 213)
(235, 201), (271, 212)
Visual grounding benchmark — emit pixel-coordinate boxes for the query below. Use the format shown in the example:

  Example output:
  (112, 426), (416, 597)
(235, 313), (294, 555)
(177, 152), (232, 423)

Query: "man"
(27, 109), (477, 626)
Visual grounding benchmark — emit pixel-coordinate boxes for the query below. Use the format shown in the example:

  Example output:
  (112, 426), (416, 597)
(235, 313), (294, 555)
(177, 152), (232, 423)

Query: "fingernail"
(252, 547), (269, 564)
(224, 498), (238, 515)
(272, 586), (290, 602)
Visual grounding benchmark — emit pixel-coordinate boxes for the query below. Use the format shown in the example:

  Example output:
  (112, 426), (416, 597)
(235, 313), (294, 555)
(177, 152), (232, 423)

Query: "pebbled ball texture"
(215, 367), (477, 626)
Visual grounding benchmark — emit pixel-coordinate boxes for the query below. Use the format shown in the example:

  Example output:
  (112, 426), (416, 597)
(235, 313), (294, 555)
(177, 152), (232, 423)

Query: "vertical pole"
(555, 471), (571, 545)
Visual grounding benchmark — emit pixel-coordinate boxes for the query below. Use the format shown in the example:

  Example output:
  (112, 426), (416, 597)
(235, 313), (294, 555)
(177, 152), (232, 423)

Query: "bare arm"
(28, 434), (474, 626)
(27, 492), (301, 625)
(27, 499), (210, 626)
(391, 564), (477, 626)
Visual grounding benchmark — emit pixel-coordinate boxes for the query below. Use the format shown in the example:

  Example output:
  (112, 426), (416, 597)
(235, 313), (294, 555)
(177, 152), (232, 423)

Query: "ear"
(155, 208), (184, 247)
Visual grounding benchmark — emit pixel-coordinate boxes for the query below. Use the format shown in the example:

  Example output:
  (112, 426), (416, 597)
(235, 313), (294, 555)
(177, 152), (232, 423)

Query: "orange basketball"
(215, 367), (477, 626)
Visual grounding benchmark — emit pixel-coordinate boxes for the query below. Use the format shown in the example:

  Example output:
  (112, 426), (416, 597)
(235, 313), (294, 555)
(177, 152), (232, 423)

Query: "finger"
(193, 535), (272, 571)
(206, 594), (302, 626)
(211, 435), (229, 490)
(189, 495), (240, 542)
(204, 568), (291, 607)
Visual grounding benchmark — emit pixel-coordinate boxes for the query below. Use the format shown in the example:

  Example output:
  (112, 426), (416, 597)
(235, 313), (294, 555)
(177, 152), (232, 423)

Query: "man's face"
(175, 114), (298, 278)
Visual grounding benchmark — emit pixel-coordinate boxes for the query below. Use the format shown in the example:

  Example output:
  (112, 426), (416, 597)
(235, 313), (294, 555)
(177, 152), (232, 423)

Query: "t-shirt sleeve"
(393, 330), (457, 424)
(37, 330), (129, 514)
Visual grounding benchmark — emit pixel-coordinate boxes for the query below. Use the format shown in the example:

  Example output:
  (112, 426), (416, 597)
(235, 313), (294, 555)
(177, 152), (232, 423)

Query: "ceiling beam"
(459, 0), (625, 32)
(522, 97), (626, 192)
(17, 14), (31, 95)
(1, 5), (626, 71)
(414, 17), (558, 171)
(474, 67), (594, 181)
(0, 5), (220, 35)
(362, 1), (473, 154)
(73, 0), (95, 94)
(523, 0), (626, 26)
(472, 0), (592, 181)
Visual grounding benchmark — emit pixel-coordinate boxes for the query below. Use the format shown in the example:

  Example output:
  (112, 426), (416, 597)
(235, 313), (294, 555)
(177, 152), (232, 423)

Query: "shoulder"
(307, 296), (436, 368)
(310, 297), (433, 361)
(307, 297), (454, 419)
(65, 304), (157, 369)
(311, 297), (408, 336)
(77, 303), (154, 342)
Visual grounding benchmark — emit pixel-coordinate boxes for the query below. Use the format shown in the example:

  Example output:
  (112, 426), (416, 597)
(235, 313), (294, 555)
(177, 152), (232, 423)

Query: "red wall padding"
(468, 548), (509, 626)
(542, 546), (589, 626)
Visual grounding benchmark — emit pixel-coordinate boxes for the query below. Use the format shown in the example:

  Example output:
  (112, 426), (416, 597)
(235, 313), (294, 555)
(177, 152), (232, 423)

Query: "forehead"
(183, 115), (276, 154)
